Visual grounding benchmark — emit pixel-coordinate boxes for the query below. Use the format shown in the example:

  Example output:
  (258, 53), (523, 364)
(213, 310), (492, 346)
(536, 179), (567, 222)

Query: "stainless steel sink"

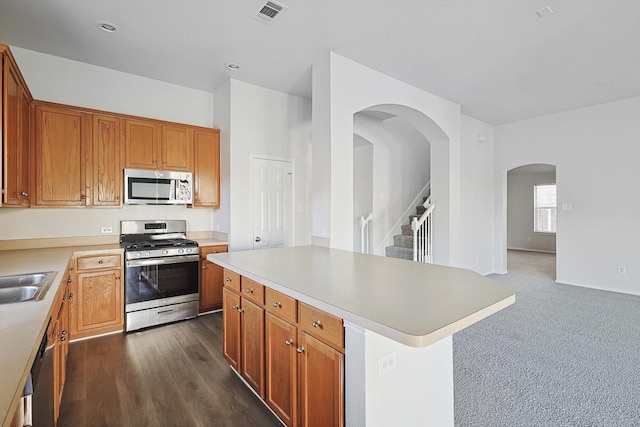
(0, 272), (56, 304)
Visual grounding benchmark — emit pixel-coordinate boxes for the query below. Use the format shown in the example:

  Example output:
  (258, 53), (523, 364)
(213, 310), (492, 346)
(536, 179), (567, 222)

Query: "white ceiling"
(1, 0), (638, 125)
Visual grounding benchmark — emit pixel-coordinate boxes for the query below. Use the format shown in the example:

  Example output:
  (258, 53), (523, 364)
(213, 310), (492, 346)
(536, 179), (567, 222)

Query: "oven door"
(125, 254), (199, 312)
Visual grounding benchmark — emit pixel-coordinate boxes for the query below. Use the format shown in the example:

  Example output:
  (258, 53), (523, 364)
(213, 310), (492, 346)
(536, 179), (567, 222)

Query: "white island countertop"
(208, 245), (515, 347)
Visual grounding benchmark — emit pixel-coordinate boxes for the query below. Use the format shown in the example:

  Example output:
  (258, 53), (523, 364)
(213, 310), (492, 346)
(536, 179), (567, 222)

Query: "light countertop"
(208, 245), (515, 348)
(194, 238), (228, 247)
(0, 244), (122, 427)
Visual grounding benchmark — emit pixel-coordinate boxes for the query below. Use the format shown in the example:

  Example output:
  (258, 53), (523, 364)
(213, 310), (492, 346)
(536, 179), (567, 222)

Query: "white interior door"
(252, 157), (292, 249)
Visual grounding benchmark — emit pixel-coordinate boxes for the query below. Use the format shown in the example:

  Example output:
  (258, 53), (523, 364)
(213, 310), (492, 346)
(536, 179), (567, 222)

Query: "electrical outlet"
(617, 266), (626, 275)
(100, 226), (113, 234)
(378, 352), (397, 377)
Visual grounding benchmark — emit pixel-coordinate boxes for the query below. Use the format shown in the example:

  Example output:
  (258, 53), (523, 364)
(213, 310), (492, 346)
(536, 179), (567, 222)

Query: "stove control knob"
(162, 249), (168, 255)
(178, 248), (184, 254)
(186, 248), (192, 254)
(144, 251), (151, 257)
(132, 252), (141, 259)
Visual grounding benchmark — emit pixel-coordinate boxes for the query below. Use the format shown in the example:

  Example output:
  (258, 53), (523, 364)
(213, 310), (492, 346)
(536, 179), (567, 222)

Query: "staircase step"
(393, 234), (413, 249)
(401, 224), (412, 236)
(416, 205), (426, 215)
(408, 214), (421, 223)
(385, 246), (413, 260)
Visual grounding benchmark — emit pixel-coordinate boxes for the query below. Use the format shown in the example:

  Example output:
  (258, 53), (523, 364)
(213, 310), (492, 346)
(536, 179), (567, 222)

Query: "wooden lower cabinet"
(298, 331), (344, 427)
(265, 312), (298, 427)
(241, 298), (265, 398)
(199, 245), (228, 313)
(223, 271), (345, 427)
(69, 253), (124, 340)
(222, 287), (241, 372)
(53, 276), (70, 423)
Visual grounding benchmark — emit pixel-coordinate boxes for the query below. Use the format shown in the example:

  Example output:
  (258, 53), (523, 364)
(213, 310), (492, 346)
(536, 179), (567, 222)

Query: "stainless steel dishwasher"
(24, 317), (54, 427)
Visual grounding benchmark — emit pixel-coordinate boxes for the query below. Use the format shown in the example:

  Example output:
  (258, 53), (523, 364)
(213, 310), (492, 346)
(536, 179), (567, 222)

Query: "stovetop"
(120, 220), (199, 261)
(121, 238), (198, 250)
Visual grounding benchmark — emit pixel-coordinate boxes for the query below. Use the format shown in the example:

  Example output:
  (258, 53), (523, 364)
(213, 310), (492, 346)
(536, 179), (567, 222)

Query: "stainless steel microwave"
(124, 169), (193, 205)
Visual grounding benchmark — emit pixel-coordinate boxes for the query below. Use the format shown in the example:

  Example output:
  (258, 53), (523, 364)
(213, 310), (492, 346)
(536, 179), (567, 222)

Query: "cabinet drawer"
(299, 302), (344, 350)
(223, 269), (240, 292)
(200, 245), (228, 259)
(76, 254), (121, 271)
(265, 288), (297, 323)
(241, 277), (264, 305)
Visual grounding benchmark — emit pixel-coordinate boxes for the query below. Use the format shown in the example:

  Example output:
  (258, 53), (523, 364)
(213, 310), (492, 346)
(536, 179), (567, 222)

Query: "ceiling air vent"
(255, 1), (287, 24)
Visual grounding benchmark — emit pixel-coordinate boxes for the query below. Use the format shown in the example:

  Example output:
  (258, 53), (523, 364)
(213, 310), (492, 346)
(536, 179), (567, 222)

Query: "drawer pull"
(246, 288), (254, 294)
(58, 336), (66, 342)
(285, 339), (294, 346)
(238, 308), (244, 313)
(66, 279), (72, 284)
(68, 293), (73, 300)
(60, 330), (68, 335)
(225, 277), (231, 282)
(273, 302), (282, 308)
(231, 305), (239, 310)
(296, 346), (305, 354)
(312, 320), (322, 328)
(157, 309), (174, 315)
(98, 260), (104, 264)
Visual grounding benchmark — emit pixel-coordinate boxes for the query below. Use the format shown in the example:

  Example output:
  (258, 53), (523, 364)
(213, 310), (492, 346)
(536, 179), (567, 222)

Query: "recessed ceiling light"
(225, 62), (241, 71)
(97, 20), (118, 33)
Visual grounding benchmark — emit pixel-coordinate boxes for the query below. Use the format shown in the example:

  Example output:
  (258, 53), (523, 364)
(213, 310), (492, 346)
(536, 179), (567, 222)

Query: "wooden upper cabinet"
(124, 120), (193, 171)
(161, 125), (192, 171)
(92, 115), (123, 206)
(124, 119), (159, 169)
(33, 104), (90, 207)
(192, 128), (220, 207)
(2, 50), (32, 206)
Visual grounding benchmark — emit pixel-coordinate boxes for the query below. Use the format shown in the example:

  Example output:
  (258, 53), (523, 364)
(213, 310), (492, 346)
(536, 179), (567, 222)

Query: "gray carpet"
(453, 250), (640, 427)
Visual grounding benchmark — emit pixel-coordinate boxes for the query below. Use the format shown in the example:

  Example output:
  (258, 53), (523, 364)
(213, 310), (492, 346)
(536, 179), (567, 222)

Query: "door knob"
(255, 237), (261, 242)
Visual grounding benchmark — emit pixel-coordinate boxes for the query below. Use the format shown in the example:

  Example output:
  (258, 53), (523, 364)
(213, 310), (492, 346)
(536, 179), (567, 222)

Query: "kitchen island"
(208, 245), (515, 427)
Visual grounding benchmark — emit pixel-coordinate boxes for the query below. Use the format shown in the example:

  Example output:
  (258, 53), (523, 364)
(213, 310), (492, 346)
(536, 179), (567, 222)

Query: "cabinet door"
(192, 128), (220, 207)
(241, 298), (265, 398)
(124, 119), (159, 169)
(34, 104), (89, 206)
(71, 269), (123, 339)
(3, 61), (30, 206)
(92, 115), (122, 206)
(161, 125), (192, 171)
(298, 331), (344, 427)
(265, 312), (297, 427)
(223, 287), (241, 371)
(199, 245), (227, 313)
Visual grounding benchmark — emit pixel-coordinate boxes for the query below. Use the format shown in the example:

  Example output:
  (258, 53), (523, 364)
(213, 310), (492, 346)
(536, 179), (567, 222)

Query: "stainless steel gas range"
(120, 220), (199, 332)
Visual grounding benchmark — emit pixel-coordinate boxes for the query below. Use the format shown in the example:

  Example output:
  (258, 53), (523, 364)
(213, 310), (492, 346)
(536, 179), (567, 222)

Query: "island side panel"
(346, 322), (454, 427)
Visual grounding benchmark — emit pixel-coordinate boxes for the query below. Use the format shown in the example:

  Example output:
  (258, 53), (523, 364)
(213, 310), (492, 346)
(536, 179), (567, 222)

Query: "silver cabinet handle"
(58, 336), (66, 342)
(255, 237), (261, 242)
(68, 293), (74, 300)
(246, 288), (254, 294)
(20, 191), (28, 197)
(296, 346), (305, 353)
(238, 308), (244, 313)
(98, 260), (104, 264)
(225, 277), (231, 282)
(273, 302), (281, 308)
(60, 330), (68, 335)
(231, 305), (239, 310)
(312, 320), (322, 328)
(285, 339), (294, 345)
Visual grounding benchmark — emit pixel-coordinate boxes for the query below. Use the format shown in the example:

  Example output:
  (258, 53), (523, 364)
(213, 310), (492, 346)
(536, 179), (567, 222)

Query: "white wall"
(228, 80), (312, 251)
(353, 137), (373, 253)
(353, 115), (430, 256)
(10, 46), (213, 126)
(507, 170), (557, 253)
(212, 80), (232, 235)
(494, 97), (640, 295)
(459, 115), (496, 275)
(312, 52), (461, 265)
(0, 46), (216, 240)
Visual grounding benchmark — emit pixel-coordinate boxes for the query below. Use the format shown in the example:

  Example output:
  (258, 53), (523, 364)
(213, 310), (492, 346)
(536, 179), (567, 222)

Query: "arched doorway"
(506, 163), (557, 279)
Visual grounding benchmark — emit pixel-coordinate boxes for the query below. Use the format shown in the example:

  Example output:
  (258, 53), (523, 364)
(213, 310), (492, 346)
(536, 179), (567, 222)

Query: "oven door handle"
(126, 254), (200, 267)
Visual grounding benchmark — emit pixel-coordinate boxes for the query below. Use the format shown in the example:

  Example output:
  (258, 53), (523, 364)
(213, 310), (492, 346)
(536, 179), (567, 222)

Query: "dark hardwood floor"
(58, 312), (283, 427)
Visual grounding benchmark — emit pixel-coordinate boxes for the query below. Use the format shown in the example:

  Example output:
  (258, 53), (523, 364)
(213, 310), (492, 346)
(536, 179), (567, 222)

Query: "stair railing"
(359, 213), (373, 254)
(375, 181), (431, 255)
(411, 197), (434, 263)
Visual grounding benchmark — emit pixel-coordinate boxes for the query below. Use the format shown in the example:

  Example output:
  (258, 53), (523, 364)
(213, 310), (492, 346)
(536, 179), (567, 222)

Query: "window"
(534, 184), (556, 233)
